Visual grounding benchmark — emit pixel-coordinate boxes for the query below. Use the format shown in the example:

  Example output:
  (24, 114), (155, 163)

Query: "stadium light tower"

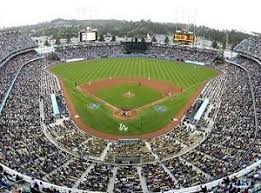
(193, 10), (197, 47)
(225, 33), (229, 50)
(173, 8), (196, 46)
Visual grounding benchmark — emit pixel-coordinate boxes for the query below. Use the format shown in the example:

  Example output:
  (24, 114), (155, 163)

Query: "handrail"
(0, 56), (44, 114)
(0, 163), (102, 193)
(224, 60), (259, 174)
(0, 47), (36, 68)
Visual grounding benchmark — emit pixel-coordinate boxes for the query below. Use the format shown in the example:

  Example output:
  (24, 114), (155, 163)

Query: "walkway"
(107, 167), (118, 193)
(137, 166), (149, 193)
(72, 163), (94, 189)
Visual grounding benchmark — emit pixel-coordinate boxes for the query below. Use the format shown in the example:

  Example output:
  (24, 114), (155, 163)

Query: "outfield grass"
(51, 57), (218, 135)
(52, 58), (217, 89)
(95, 83), (162, 109)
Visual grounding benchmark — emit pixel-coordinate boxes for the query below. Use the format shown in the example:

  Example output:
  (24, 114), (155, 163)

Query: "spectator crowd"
(55, 42), (218, 64)
(0, 32), (261, 193)
(0, 31), (36, 64)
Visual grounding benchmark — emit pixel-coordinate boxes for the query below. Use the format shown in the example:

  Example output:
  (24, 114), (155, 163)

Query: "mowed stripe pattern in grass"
(51, 58), (217, 89)
(95, 84), (162, 109)
(51, 58), (218, 135)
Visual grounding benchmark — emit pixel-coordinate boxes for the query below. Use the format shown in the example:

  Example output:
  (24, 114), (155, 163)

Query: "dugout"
(193, 98), (209, 123)
(51, 94), (60, 118)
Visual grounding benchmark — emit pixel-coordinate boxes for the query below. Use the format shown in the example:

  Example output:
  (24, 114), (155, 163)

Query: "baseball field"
(51, 57), (218, 139)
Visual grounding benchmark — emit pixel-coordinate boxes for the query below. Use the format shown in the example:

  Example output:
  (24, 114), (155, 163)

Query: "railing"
(0, 163), (101, 193)
(0, 56), (44, 114)
(0, 46), (37, 68)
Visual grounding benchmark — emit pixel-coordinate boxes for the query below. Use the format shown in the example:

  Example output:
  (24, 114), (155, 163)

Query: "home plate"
(75, 115), (79, 118)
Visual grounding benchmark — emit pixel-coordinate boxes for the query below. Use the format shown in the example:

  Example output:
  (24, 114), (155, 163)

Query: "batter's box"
(87, 103), (101, 110)
(154, 105), (167, 113)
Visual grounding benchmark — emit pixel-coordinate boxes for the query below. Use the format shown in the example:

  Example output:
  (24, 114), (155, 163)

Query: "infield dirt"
(59, 78), (206, 140)
(79, 77), (182, 97)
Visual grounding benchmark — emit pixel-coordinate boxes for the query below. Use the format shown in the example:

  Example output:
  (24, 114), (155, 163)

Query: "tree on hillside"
(222, 33), (229, 50)
(55, 38), (61, 45)
(25, 19), (249, 46)
(141, 37), (146, 43)
(44, 40), (50, 47)
(222, 39), (226, 50)
(212, 40), (219, 49)
(164, 36), (169, 44)
(66, 37), (71, 44)
(99, 34), (105, 41)
(152, 36), (157, 42)
(111, 36), (116, 42)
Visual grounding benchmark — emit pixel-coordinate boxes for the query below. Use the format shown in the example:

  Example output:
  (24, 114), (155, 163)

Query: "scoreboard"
(79, 31), (97, 42)
(173, 31), (196, 44)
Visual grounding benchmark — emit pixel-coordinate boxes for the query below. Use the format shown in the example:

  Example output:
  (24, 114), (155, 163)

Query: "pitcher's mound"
(123, 91), (135, 98)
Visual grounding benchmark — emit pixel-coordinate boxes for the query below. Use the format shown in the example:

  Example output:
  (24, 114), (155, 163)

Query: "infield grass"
(95, 83), (162, 109)
(51, 57), (218, 135)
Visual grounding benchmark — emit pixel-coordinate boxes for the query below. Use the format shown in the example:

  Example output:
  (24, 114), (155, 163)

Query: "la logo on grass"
(119, 123), (128, 132)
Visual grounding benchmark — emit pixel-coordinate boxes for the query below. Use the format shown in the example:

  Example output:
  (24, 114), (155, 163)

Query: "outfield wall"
(65, 58), (85, 63)
(63, 54), (208, 66)
(185, 60), (205, 66)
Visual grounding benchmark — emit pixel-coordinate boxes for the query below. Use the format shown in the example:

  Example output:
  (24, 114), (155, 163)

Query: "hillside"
(14, 18), (250, 47)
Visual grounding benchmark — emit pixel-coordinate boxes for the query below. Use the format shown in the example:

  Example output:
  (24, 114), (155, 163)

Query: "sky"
(0, 0), (260, 33)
